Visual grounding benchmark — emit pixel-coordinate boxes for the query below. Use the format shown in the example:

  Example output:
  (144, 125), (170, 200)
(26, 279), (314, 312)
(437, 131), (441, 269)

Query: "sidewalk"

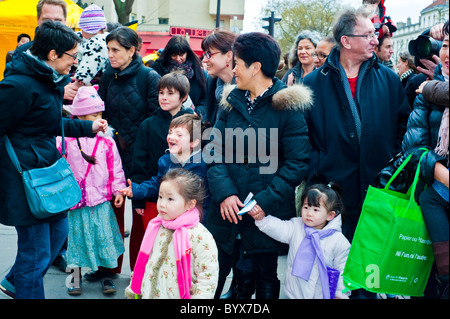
(0, 200), (287, 299)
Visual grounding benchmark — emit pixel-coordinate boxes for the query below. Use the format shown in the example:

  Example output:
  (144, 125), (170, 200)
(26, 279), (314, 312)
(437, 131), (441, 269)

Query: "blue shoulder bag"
(3, 117), (81, 219)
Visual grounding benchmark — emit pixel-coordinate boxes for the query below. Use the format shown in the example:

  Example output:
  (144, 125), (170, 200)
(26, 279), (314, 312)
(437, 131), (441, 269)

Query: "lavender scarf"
(291, 224), (336, 299)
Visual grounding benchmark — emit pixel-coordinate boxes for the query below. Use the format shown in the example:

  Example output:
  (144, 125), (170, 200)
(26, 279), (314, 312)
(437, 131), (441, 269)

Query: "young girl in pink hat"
(56, 86), (127, 296)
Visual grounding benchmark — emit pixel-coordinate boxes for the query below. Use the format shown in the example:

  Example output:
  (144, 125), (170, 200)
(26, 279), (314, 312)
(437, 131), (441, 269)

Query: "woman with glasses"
(313, 36), (337, 69)
(282, 30), (321, 86)
(200, 29), (237, 126)
(150, 35), (207, 114)
(0, 20), (108, 299)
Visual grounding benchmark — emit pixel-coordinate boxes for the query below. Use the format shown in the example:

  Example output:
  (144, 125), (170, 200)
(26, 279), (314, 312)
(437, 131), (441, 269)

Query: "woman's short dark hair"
(201, 29), (237, 54)
(232, 32), (281, 79)
(106, 27), (140, 59)
(30, 20), (80, 61)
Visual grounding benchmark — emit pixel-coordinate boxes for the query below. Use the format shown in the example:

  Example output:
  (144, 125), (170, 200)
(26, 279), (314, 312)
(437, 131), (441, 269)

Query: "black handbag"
(376, 147), (428, 194)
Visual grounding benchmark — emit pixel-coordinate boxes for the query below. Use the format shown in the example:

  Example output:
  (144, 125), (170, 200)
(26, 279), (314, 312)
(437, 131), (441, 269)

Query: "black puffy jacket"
(205, 78), (312, 255)
(98, 57), (160, 177)
(401, 67), (448, 186)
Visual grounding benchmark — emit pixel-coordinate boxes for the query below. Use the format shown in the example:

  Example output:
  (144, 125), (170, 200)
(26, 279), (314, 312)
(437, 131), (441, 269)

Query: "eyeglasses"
(344, 32), (379, 41)
(204, 51), (221, 59)
(311, 53), (328, 60)
(63, 51), (78, 61)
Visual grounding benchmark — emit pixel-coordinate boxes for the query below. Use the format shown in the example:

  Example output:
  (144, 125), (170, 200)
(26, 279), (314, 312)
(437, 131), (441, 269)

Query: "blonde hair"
(161, 168), (205, 220)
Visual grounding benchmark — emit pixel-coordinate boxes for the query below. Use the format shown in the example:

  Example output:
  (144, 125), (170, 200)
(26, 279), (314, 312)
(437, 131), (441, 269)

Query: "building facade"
(392, 0), (449, 68)
(83, 0), (245, 56)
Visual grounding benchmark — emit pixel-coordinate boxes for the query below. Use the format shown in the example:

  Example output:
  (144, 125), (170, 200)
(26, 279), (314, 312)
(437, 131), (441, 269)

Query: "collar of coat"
(219, 78), (313, 113)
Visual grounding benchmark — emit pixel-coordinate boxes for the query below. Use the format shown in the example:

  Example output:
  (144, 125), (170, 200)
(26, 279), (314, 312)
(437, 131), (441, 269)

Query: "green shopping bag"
(343, 149), (434, 297)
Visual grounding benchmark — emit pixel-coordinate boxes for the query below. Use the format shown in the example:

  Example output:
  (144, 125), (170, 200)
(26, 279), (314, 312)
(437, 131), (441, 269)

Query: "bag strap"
(3, 136), (23, 175)
(3, 105), (66, 174)
(384, 147), (429, 200)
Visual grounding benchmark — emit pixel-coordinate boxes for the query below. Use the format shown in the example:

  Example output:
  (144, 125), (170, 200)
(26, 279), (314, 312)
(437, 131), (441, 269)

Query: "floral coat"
(137, 223), (219, 299)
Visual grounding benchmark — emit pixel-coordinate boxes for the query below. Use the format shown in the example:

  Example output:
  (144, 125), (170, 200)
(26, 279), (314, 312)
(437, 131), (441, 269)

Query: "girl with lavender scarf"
(250, 183), (351, 299)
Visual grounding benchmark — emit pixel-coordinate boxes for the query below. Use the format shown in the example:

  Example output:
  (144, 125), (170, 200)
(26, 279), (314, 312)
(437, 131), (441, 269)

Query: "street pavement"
(0, 199), (287, 300)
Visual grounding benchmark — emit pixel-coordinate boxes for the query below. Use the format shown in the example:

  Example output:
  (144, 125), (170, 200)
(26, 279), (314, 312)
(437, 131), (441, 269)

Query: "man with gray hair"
(303, 5), (410, 273)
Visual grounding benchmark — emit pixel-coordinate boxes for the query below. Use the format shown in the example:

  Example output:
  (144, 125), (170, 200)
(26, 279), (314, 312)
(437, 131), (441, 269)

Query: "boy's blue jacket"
(131, 150), (210, 219)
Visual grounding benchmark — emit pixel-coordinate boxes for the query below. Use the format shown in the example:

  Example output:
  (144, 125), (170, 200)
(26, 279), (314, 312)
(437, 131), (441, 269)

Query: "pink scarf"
(130, 207), (200, 298)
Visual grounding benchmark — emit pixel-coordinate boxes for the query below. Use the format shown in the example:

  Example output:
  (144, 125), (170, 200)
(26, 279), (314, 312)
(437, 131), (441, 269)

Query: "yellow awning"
(0, 0), (82, 80)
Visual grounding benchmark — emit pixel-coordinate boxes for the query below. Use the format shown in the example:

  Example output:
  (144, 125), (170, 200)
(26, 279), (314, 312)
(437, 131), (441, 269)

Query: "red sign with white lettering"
(170, 27), (212, 38)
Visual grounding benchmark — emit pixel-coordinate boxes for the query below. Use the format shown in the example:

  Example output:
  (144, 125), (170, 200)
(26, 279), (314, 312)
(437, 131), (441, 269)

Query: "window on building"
(159, 18), (169, 25)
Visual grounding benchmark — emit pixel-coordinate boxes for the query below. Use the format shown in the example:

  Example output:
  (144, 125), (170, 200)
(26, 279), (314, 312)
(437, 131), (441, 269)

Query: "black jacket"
(401, 67), (448, 186)
(0, 50), (94, 226)
(205, 78), (312, 255)
(98, 57), (160, 178)
(303, 47), (411, 216)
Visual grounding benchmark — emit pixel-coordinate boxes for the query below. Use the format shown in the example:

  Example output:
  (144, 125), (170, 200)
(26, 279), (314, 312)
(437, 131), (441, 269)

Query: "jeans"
(1, 217), (68, 299)
(420, 186), (449, 243)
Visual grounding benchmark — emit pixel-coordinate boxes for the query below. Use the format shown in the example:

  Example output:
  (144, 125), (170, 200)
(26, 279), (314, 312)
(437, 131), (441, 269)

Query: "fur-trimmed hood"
(220, 81), (313, 112)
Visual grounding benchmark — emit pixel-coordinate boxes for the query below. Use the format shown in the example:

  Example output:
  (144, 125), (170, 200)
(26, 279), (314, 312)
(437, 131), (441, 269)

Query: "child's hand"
(135, 208), (145, 216)
(114, 194), (124, 207)
(119, 179), (134, 198)
(248, 204), (266, 221)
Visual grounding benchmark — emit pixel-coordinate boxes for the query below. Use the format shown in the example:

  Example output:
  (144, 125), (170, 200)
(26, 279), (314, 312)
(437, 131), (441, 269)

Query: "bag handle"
(384, 147), (429, 200)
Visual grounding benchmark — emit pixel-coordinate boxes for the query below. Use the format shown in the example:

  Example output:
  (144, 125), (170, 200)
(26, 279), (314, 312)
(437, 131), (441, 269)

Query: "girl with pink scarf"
(125, 168), (218, 299)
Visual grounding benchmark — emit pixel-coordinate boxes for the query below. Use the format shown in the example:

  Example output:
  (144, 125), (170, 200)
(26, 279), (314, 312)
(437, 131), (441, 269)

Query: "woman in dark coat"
(0, 21), (107, 299)
(150, 35), (207, 114)
(396, 51), (427, 108)
(205, 32), (312, 299)
(401, 22), (449, 298)
(282, 30), (321, 86)
(97, 27), (160, 278)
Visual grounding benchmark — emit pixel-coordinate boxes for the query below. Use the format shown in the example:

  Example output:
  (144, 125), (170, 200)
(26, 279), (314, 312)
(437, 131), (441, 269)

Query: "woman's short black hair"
(106, 26), (140, 59)
(30, 20), (80, 61)
(232, 32), (281, 79)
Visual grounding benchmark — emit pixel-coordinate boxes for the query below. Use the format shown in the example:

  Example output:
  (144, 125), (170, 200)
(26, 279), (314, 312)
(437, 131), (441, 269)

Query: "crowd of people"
(0, 0), (448, 301)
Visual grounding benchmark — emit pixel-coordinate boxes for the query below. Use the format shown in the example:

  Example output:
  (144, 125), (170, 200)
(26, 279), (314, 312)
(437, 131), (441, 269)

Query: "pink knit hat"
(78, 4), (107, 34)
(71, 86), (105, 116)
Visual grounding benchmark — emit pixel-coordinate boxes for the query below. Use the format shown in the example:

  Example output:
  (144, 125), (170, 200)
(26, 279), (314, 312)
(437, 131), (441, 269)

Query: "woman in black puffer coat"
(401, 21), (449, 298)
(98, 27), (160, 178)
(97, 27), (160, 277)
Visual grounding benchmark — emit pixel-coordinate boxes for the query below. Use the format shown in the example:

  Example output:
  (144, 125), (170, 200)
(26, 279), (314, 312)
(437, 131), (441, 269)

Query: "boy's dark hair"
(17, 33), (31, 43)
(158, 71), (190, 102)
(30, 20), (81, 61)
(232, 32), (281, 79)
(169, 113), (206, 144)
(301, 182), (346, 217)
